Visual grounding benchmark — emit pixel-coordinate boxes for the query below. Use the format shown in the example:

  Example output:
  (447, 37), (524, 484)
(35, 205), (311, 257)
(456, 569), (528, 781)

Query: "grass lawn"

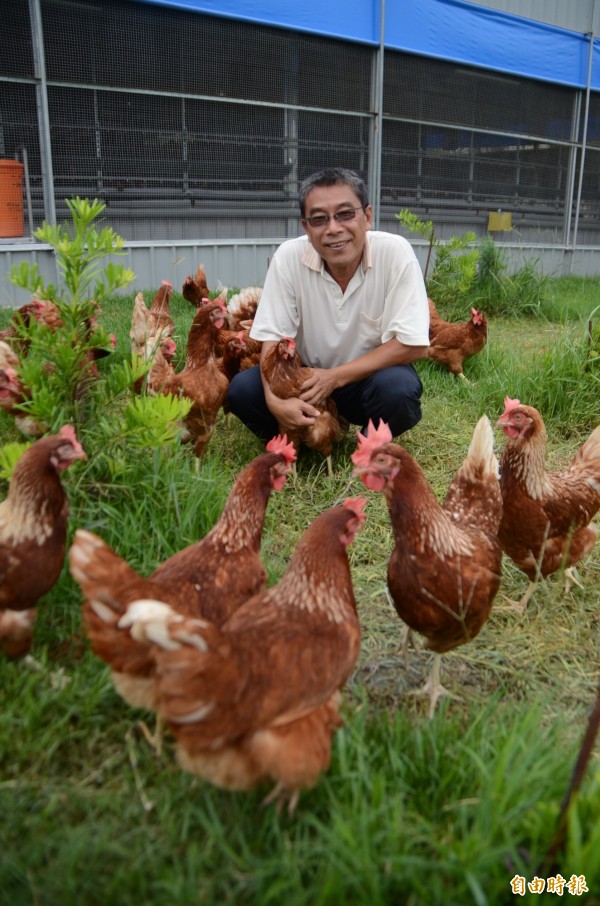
(0, 275), (599, 906)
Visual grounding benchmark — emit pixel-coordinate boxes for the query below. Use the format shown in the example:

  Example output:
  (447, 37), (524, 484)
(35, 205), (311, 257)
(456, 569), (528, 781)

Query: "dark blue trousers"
(226, 364), (423, 442)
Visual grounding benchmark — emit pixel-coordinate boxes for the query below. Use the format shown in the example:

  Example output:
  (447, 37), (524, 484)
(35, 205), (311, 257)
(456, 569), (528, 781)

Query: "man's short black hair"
(298, 168), (369, 217)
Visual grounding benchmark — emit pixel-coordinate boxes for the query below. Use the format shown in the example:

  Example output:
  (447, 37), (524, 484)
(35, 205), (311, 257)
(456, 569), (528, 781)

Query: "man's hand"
(299, 368), (339, 406)
(268, 395), (320, 432)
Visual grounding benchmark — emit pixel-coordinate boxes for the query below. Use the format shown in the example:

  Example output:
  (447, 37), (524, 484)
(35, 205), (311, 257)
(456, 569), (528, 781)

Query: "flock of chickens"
(1, 266), (599, 814)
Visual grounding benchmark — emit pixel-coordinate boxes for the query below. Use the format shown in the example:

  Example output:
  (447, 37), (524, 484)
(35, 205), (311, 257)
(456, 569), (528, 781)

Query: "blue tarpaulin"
(139, 0), (381, 45)
(386, 0), (592, 89)
(139, 0), (599, 90)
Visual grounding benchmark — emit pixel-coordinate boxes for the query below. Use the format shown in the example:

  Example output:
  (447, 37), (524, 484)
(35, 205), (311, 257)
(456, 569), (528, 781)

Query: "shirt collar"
(301, 232), (373, 273)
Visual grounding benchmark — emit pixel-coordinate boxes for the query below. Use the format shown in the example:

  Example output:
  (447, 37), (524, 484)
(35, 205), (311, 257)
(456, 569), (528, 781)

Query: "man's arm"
(299, 338), (429, 406)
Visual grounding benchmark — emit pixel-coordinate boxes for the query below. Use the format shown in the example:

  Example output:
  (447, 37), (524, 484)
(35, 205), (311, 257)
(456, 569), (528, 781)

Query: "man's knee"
(370, 366), (423, 434)
(226, 367), (261, 416)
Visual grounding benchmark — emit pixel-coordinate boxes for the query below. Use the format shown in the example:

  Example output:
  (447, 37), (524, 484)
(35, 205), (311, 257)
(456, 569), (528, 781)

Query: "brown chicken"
(238, 328), (262, 371)
(0, 341), (41, 435)
(141, 339), (177, 396)
(0, 426), (87, 658)
(120, 496), (366, 812)
(0, 298), (63, 351)
(0, 366), (22, 417)
(218, 331), (247, 382)
(75, 308), (117, 395)
(427, 296), (445, 341)
(209, 286), (262, 371)
(130, 284), (177, 392)
(0, 365), (43, 437)
(261, 337), (343, 476)
(426, 299), (488, 380)
(227, 286), (262, 329)
(147, 280), (175, 339)
(182, 264), (210, 307)
(1, 299), (111, 400)
(155, 300), (229, 457)
(223, 320), (261, 372)
(68, 436), (297, 723)
(496, 397), (600, 610)
(0, 339), (20, 372)
(352, 416), (503, 717)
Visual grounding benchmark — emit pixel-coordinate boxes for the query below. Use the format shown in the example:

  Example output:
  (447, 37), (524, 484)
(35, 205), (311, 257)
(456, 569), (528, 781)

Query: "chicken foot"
(564, 566), (584, 594)
(262, 780), (300, 816)
(497, 579), (537, 615)
(398, 624), (415, 669)
(137, 713), (165, 757)
(407, 653), (461, 719)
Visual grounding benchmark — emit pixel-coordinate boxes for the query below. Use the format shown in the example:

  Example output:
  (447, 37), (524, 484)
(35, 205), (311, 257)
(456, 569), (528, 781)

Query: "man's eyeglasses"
(303, 206), (365, 229)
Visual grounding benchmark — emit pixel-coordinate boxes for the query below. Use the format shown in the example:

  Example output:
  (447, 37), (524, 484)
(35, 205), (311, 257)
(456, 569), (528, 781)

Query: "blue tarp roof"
(140, 0), (598, 91)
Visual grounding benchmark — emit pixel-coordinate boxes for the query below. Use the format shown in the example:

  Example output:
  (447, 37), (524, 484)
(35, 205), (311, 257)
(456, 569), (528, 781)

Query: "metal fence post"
(369, 0), (385, 228)
(28, 0), (56, 226)
(571, 31), (595, 250)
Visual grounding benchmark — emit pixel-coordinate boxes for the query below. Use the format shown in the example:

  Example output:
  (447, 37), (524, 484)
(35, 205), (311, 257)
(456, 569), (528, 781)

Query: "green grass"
(1, 277), (600, 905)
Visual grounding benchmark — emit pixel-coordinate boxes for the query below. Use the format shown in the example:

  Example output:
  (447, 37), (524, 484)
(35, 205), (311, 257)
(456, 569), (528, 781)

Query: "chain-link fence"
(2, 0), (600, 246)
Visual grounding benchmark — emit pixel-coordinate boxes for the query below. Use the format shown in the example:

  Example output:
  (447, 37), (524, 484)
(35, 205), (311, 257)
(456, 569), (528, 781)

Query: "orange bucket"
(0, 159), (25, 238)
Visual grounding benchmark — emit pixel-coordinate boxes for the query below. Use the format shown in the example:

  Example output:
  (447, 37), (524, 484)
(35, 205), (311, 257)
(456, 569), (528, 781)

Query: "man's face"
(301, 183), (373, 276)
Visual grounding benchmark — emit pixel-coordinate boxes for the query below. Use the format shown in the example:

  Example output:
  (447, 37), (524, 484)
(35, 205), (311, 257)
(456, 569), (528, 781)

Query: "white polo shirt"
(250, 231), (429, 369)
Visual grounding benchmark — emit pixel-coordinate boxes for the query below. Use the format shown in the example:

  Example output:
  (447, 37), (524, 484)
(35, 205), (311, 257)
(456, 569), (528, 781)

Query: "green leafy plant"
(472, 235), (550, 317)
(396, 208), (479, 306)
(3, 198), (192, 485)
(10, 197), (135, 306)
(0, 440), (30, 480)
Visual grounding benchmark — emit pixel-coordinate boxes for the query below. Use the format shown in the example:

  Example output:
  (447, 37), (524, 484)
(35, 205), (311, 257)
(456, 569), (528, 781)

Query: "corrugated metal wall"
(464, 0), (599, 34)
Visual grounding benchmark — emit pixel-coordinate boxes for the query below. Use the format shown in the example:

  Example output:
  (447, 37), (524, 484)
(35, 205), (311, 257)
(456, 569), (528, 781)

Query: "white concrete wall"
(1, 237), (599, 309)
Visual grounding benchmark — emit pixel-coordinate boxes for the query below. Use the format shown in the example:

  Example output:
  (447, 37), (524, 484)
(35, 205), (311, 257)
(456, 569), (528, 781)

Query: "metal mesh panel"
(4, 0), (600, 246)
(384, 51), (575, 142)
(571, 140), (600, 240)
(382, 121), (571, 210)
(296, 112), (371, 183)
(1, 82), (40, 165)
(41, 0), (371, 112)
(0, 0), (34, 78)
(0, 81), (42, 230)
(45, 83), (372, 239)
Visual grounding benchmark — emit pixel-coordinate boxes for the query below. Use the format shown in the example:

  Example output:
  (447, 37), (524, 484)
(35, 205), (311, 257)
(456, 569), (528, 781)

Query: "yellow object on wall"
(488, 211), (512, 231)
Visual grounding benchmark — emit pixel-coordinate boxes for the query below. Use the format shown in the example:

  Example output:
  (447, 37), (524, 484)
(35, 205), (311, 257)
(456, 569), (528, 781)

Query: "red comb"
(350, 419), (393, 468)
(59, 425), (78, 443)
(503, 396), (521, 414)
(266, 434), (297, 463)
(162, 280), (173, 289)
(342, 496), (367, 524)
(57, 425), (86, 461)
(59, 425), (85, 457)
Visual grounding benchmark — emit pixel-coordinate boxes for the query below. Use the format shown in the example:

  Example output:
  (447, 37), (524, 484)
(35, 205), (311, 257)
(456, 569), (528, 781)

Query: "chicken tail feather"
(572, 424), (600, 475)
(463, 414), (499, 480)
(69, 529), (144, 621)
